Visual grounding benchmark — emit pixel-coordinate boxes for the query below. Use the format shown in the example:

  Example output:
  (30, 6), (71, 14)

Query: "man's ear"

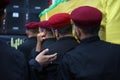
(55, 29), (59, 39)
(51, 28), (56, 37)
(25, 29), (30, 37)
(75, 27), (81, 37)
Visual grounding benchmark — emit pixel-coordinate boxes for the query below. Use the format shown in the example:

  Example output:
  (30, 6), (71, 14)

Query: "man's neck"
(58, 34), (73, 39)
(80, 34), (98, 40)
(28, 34), (37, 38)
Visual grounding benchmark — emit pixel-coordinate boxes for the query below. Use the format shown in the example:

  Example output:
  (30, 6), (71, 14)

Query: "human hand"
(37, 32), (46, 43)
(35, 49), (57, 66)
(36, 32), (46, 52)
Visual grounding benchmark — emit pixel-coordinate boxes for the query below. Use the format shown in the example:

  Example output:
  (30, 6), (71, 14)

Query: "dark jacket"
(0, 39), (29, 80)
(58, 36), (120, 80)
(30, 38), (56, 60)
(29, 38), (56, 80)
(42, 38), (57, 50)
(18, 37), (37, 61)
(44, 36), (79, 80)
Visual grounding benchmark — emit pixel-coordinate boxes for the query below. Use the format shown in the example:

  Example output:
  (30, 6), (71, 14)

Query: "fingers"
(37, 32), (46, 42)
(47, 53), (57, 58)
(40, 48), (49, 55)
(42, 36), (46, 40)
(47, 53), (57, 61)
(49, 55), (57, 62)
(40, 32), (46, 37)
(37, 32), (46, 38)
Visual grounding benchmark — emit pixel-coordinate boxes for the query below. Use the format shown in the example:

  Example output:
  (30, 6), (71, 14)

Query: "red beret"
(48, 13), (71, 29)
(25, 22), (39, 29)
(38, 20), (51, 30)
(0, 0), (11, 9)
(71, 6), (102, 28)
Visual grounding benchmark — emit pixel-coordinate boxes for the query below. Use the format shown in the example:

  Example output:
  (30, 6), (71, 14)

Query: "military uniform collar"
(58, 36), (76, 41)
(43, 38), (56, 42)
(80, 36), (100, 44)
(29, 37), (36, 39)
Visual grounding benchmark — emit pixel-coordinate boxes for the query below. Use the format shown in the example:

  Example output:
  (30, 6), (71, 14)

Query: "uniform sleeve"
(29, 59), (43, 72)
(29, 59), (46, 80)
(29, 48), (40, 60)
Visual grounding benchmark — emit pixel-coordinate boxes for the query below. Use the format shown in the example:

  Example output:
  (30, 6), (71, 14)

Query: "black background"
(0, 0), (49, 35)
(0, 0), (49, 49)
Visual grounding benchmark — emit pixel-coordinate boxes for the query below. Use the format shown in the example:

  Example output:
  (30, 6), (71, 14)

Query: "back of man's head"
(25, 22), (39, 33)
(71, 6), (102, 35)
(25, 22), (39, 37)
(48, 13), (72, 36)
(38, 20), (53, 36)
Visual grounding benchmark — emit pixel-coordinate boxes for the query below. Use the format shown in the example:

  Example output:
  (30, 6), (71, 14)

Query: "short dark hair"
(57, 24), (72, 35)
(77, 25), (100, 35)
(47, 30), (54, 36)
(27, 28), (39, 34)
